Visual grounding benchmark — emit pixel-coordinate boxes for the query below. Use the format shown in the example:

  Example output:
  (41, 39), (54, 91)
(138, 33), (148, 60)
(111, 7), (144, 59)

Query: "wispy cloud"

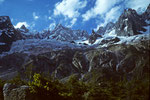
(14, 22), (29, 28)
(54, 0), (87, 18)
(94, 6), (122, 30)
(33, 12), (39, 20)
(82, 0), (150, 31)
(49, 23), (56, 30)
(66, 18), (77, 28)
(102, 6), (122, 26)
(53, 0), (87, 28)
(125, 0), (150, 11)
(82, 0), (123, 21)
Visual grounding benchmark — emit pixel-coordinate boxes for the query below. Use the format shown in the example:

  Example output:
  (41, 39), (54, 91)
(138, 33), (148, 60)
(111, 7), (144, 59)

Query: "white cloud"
(54, 0), (87, 18)
(48, 16), (52, 20)
(82, 0), (123, 21)
(33, 12), (39, 20)
(14, 22), (29, 28)
(126, 0), (150, 11)
(0, 0), (4, 4)
(67, 18), (77, 27)
(70, 18), (77, 26)
(49, 23), (56, 30)
(94, 6), (122, 30)
(102, 6), (121, 26)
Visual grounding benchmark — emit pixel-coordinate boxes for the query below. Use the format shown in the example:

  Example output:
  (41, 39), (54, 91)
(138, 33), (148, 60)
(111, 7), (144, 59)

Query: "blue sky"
(0, 0), (150, 33)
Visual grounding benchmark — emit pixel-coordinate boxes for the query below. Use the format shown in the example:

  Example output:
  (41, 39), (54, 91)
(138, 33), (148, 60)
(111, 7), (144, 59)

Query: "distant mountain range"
(0, 4), (149, 53)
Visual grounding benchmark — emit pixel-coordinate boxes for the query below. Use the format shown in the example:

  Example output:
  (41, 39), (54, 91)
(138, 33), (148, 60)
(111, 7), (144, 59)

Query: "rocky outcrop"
(115, 8), (148, 36)
(13, 49), (78, 80)
(96, 27), (105, 35)
(3, 83), (31, 100)
(100, 37), (120, 45)
(89, 30), (102, 44)
(105, 22), (115, 32)
(72, 51), (89, 73)
(18, 25), (29, 33)
(0, 33), (149, 82)
(84, 38), (149, 82)
(96, 22), (115, 35)
(0, 16), (22, 53)
(142, 4), (150, 20)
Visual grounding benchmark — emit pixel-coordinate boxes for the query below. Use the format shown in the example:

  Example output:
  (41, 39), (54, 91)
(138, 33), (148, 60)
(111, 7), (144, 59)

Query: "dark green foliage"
(64, 75), (88, 100)
(28, 74), (88, 100)
(0, 72), (149, 100)
(0, 79), (4, 100)
(27, 73), (149, 100)
(28, 73), (70, 100)
(8, 73), (26, 85)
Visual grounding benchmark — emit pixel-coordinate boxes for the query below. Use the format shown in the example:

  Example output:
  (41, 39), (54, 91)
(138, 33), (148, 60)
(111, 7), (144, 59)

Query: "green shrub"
(24, 73), (150, 100)
(28, 73), (67, 100)
(85, 76), (149, 100)
(65, 75), (88, 100)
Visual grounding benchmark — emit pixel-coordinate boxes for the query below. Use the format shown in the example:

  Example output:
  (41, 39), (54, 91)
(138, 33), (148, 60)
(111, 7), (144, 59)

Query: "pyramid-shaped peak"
(20, 25), (29, 33)
(55, 24), (64, 29)
(20, 25), (26, 29)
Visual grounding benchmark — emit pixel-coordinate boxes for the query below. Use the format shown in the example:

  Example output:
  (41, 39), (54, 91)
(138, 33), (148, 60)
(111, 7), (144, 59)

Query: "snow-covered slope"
(0, 38), (90, 56)
(77, 28), (149, 48)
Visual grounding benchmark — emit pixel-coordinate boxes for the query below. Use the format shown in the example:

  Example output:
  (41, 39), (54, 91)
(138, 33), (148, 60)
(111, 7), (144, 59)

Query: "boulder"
(3, 83), (31, 100)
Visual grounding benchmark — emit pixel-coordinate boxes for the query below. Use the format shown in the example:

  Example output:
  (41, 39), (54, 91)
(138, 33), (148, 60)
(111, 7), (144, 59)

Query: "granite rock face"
(89, 30), (102, 44)
(142, 4), (150, 20)
(96, 22), (115, 35)
(96, 27), (105, 35)
(115, 8), (148, 36)
(0, 16), (22, 53)
(3, 83), (31, 100)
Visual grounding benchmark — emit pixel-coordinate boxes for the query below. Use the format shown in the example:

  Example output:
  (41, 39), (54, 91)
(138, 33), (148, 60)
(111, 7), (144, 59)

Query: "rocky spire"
(115, 8), (147, 36)
(20, 25), (29, 33)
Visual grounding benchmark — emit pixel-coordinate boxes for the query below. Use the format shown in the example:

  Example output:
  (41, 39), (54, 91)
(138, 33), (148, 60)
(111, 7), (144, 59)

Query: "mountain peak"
(0, 16), (10, 23)
(55, 24), (65, 30)
(20, 25), (29, 33)
(143, 4), (150, 20)
(49, 23), (89, 41)
(115, 7), (148, 36)
(122, 8), (138, 18)
(20, 25), (26, 29)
